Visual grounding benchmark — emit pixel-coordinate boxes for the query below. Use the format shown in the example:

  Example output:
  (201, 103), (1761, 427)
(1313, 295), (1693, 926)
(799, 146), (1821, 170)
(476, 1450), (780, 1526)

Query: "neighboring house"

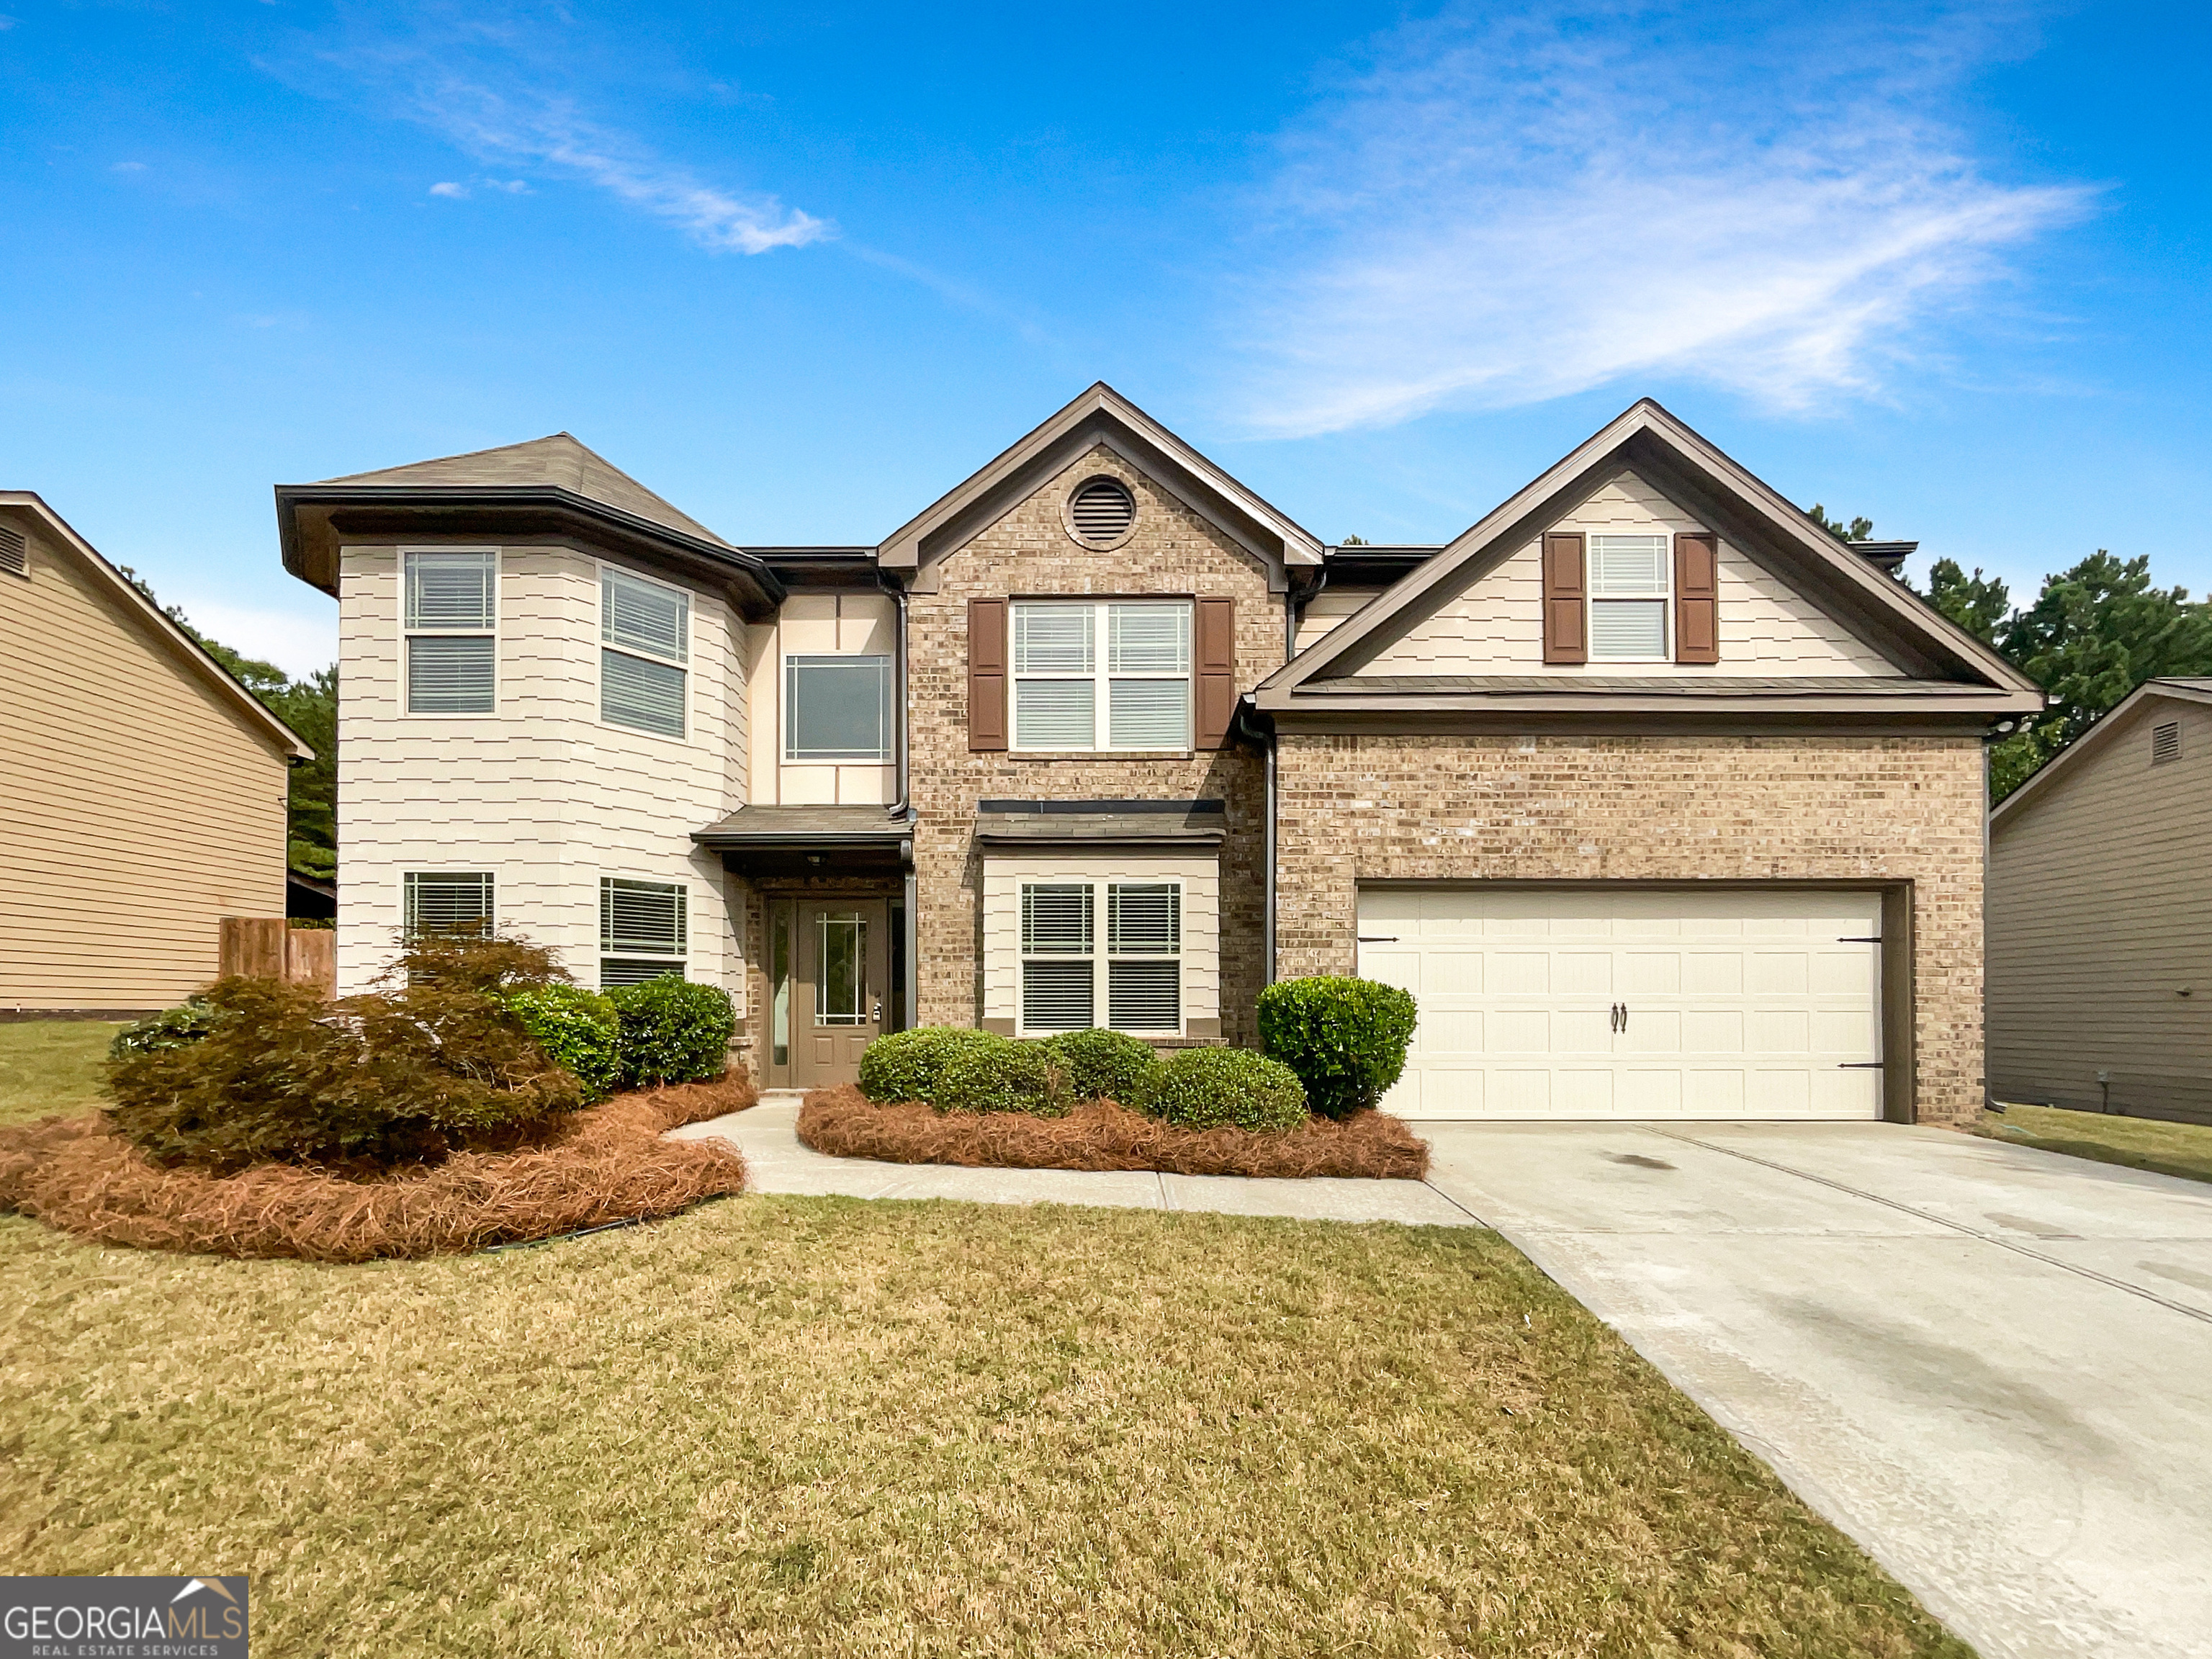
(274, 389), (2038, 1122)
(1, 493), (313, 1015)
(1987, 679), (2212, 1124)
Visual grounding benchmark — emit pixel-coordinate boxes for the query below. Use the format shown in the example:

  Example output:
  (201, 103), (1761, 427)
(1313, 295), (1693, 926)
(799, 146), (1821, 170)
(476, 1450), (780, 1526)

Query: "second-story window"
(785, 655), (892, 762)
(601, 567), (688, 739)
(404, 550), (496, 714)
(1587, 534), (1671, 661)
(1011, 598), (1190, 752)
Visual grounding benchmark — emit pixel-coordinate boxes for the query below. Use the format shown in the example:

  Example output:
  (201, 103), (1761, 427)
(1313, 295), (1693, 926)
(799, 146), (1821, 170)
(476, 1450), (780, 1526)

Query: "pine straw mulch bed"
(0, 1074), (755, 1263)
(797, 1084), (1430, 1180)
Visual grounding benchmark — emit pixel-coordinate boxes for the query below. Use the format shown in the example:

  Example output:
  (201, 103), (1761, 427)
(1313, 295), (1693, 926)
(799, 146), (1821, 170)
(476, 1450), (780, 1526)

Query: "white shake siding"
(335, 544), (747, 1001)
(1356, 471), (1905, 678)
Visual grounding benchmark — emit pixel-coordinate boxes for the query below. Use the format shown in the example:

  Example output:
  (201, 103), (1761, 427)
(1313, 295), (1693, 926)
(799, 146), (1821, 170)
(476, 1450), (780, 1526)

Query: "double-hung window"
(404, 550), (496, 714)
(1018, 878), (1182, 1036)
(601, 567), (689, 739)
(601, 877), (686, 986)
(1011, 599), (1190, 751)
(404, 871), (494, 937)
(1586, 534), (1671, 661)
(785, 655), (892, 761)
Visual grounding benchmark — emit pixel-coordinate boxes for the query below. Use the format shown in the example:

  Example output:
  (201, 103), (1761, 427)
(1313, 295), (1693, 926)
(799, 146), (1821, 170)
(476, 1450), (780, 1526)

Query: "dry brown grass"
(799, 1083), (1430, 1179)
(0, 1074), (753, 1262)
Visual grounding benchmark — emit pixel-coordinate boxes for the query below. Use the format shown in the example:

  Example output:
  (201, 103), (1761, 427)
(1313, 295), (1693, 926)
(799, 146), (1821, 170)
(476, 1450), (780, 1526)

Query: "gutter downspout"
(881, 572), (919, 1030)
(1264, 738), (1277, 989)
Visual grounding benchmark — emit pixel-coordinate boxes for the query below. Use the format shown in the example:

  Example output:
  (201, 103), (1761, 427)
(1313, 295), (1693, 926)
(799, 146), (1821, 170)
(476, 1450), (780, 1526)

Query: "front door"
(792, 899), (889, 1088)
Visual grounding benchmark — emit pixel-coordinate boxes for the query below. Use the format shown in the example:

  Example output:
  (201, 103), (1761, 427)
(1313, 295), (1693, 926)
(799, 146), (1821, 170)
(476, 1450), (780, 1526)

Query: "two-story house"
(276, 387), (2039, 1123)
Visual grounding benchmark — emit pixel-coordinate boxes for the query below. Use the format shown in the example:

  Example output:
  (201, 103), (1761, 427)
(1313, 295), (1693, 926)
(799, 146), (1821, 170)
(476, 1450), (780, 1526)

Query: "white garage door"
(1357, 886), (1884, 1121)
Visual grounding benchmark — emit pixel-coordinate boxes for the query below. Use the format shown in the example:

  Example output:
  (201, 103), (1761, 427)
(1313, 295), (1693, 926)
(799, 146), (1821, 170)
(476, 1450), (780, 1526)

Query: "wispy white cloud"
(1229, 4), (2094, 436)
(302, 5), (827, 256)
(428, 179), (468, 198)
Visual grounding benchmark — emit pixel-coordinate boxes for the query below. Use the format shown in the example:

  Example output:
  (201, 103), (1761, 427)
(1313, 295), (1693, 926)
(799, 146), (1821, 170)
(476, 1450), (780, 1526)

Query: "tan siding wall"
(1293, 585), (1385, 652)
(745, 591), (897, 806)
(1274, 733), (1988, 1124)
(0, 512), (292, 1010)
(904, 443), (1279, 1053)
(333, 543), (747, 999)
(1357, 470), (1902, 678)
(1988, 697), (2212, 1120)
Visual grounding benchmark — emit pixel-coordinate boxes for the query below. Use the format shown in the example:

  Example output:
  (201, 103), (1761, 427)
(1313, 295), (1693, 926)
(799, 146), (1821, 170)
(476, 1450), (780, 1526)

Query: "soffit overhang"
(1259, 399), (2042, 700)
(276, 485), (787, 621)
(875, 383), (1324, 594)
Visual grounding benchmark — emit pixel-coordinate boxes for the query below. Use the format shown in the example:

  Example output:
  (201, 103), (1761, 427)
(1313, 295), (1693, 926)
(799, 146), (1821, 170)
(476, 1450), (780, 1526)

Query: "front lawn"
(1977, 1101), (2212, 1187)
(0, 1018), (122, 1127)
(0, 1021), (1967, 1655)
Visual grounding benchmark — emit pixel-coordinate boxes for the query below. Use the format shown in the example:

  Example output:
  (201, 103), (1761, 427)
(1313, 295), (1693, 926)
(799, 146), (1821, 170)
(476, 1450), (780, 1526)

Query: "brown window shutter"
(968, 598), (1007, 752)
(1542, 532), (1586, 664)
(1194, 597), (1236, 749)
(1674, 533), (1719, 665)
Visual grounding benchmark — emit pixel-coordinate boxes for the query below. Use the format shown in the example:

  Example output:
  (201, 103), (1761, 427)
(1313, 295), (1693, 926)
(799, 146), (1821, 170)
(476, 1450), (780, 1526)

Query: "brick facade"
(907, 444), (1282, 1046)
(1273, 733), (1989, 1125)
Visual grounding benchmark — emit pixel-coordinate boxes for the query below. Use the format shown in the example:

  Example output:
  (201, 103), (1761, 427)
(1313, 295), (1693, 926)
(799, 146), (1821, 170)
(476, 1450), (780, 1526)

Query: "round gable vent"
(1068, 476), (1136, 546)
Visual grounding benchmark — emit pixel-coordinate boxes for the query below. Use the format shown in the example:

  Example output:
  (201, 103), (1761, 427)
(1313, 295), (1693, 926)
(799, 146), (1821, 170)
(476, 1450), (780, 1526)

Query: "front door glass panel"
(816, 912), (868, 1025)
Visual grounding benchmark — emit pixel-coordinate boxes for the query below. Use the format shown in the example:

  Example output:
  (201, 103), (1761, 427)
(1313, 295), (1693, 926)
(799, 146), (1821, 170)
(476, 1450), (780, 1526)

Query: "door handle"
(1609, 1002), (1627, 1033)
(872, 999), (883, 1025)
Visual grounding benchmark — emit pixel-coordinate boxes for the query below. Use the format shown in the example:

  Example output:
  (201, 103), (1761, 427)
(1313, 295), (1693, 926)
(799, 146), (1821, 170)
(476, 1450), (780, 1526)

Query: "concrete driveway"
(1421, 1121), (2212, 1659)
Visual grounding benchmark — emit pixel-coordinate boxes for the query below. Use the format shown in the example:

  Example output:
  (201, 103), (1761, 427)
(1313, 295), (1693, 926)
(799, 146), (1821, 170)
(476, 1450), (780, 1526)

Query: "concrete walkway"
(1421, 1121), (2212, 1659)
(667, 1094), (1476, 1226)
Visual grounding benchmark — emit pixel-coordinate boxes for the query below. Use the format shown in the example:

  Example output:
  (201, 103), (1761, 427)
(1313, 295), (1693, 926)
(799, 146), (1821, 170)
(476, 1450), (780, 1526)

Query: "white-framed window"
(1011, 599), (1190, 752)
(1586, 534), (1671, 662)
(403, 549), (497, 714)
(600, 876), (687, 986)
(403, 871), (494, 937)
(601, 565), (689, 739)
(1018, 878), (1182, 1035)
(784, 654), (892, 761)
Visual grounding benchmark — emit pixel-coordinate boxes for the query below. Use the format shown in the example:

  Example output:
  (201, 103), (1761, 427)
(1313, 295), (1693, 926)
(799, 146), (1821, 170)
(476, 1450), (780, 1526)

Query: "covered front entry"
(1357, 885), (1887, 1121)
(765, 895), (895, 1089)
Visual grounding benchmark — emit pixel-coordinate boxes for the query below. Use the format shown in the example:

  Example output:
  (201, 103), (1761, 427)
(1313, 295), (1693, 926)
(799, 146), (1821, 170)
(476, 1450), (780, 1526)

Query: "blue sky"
(2, 1), (2206, 675)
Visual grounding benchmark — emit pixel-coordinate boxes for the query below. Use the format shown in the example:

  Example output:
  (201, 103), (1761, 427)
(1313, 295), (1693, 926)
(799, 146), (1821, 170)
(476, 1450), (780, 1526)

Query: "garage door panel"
(1358, 886), (1884, 1122)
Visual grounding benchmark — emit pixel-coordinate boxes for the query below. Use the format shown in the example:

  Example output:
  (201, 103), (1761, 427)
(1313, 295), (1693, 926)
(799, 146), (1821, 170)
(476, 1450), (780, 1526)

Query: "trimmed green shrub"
(1257, 976), (1419, 1120)
(857, 1026), (1001, 1107)
(104, 974), (582, 1169)
(935, 1033), (1063, 1116)
(1136, 1047), (1308, 1133)
(1042, 1028), (1159, 1103)
(109, 997), (222, 1061)
(607, 976), (735, 1088)
(501, 984), (621, 1102)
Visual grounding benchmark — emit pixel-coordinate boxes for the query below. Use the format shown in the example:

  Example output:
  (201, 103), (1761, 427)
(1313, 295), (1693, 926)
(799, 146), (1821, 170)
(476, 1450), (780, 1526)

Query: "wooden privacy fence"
(219, 918), (338, 998)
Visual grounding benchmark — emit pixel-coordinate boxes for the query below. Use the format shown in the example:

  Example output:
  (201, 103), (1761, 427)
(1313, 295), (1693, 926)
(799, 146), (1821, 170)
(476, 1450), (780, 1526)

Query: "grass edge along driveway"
(1, 1202), (1969, 1656)
(1978, 1100), (2212, 1187)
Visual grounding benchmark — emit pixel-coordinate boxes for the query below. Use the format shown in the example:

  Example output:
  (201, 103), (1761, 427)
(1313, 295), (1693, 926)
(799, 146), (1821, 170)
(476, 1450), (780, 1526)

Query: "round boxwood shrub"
(934, 1033), (1062, 1116)
(1137, 1047), (1307, 1133)
(1042, 1028), (1158, 1103)
(109, 997), (222, 1061)
(500, 984), (621, 1102)
(606, 976), (736, 1088)
(1257, 976), (1418, 1120)
(857, 1026), (1002, 1106)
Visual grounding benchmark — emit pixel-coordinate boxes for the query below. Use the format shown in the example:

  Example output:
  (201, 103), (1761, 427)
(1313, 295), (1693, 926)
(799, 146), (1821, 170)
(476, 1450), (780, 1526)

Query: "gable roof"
(876, 383), (1323, 591)
(1256, 398), (2042, 726)
(0, 491), (314, 761)
(276, 434), (783, 616)
(323, 433), (730, 548)
(1990, 678), (2212, 829)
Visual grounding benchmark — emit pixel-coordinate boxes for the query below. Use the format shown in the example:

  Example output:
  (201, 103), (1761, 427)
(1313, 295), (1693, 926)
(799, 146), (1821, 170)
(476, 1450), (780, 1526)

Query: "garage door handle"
(1357, 935), (1398, 943)
(1838, 1061), (1885, 1069)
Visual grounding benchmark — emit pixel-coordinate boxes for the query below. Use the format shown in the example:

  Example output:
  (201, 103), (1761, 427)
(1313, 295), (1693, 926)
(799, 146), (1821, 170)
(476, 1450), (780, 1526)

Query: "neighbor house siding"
(1273, 733), (1987, 1125)
(1355, 471), (1903, 678)
(333, 541), (747, 1001)
(1988, 696), (2212, 1123)
(905, 443), (1280, 1047)
(0, 510), (292, 1010)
